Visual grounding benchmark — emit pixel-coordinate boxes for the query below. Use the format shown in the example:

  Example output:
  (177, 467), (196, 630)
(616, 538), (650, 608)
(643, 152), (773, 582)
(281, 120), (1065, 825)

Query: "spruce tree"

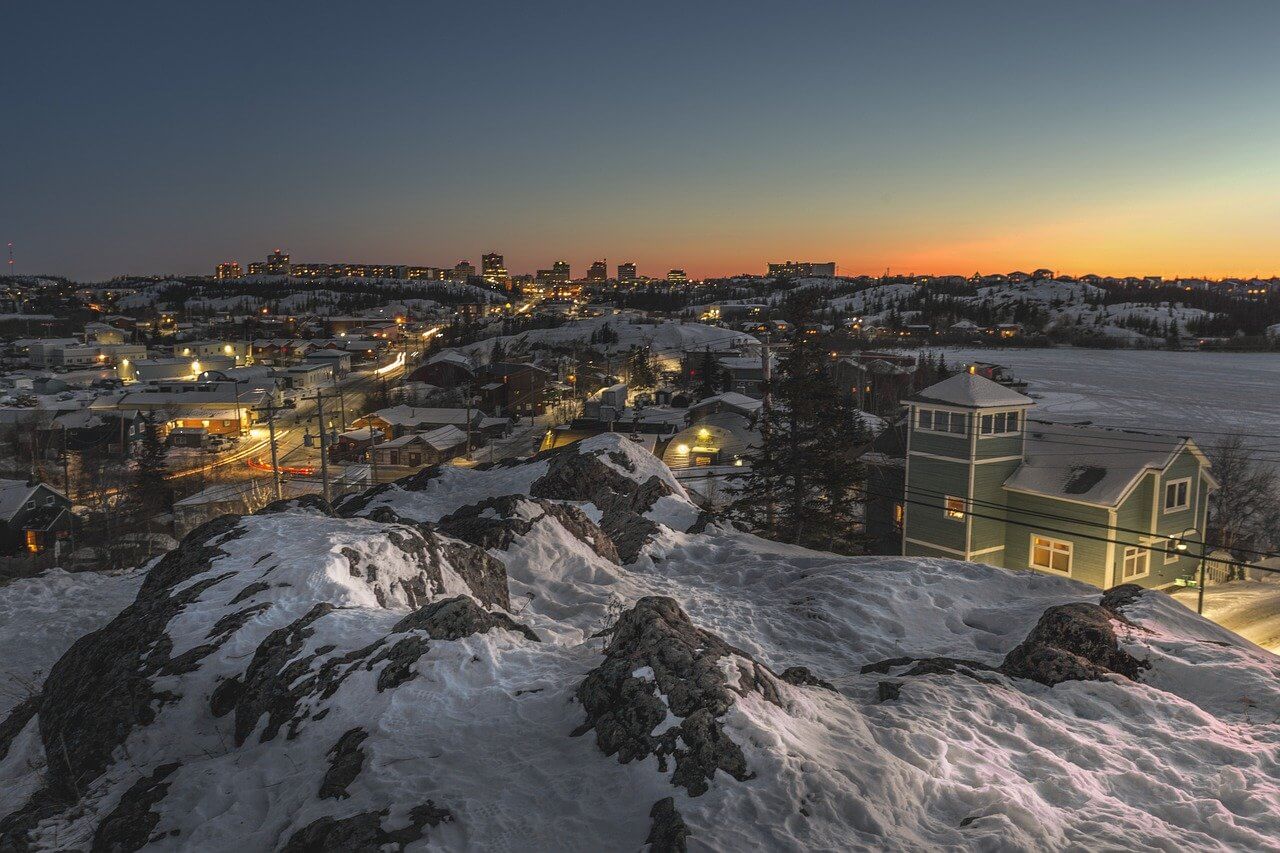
(730, 332), (869, 553)
(134, 412), (172, 512)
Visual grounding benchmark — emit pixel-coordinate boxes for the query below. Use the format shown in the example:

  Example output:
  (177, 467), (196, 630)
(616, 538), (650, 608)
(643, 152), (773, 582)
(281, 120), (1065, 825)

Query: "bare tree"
(1207, 433), (1280, 572)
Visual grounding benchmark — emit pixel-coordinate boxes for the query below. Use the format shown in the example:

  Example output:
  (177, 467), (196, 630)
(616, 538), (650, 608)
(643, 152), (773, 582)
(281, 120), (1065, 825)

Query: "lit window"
(1163, 478), (1190, 512)
(893, 503), (904, 526)
(1031, 536), (1072, 574)
(1123, 546), (1149, 580)
(944, 496), (965, 520)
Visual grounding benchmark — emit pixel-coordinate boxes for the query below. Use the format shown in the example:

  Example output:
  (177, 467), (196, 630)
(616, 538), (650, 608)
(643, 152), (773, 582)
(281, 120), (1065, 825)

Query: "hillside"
(0, 434), (1276, 851)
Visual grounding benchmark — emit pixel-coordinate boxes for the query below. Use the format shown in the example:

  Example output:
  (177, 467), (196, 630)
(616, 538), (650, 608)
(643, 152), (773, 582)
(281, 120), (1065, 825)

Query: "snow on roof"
(909, 373), (1033, 409)
(368, 405), (476, 426)
(1004, 421), (1188, 507)
(0, 479), (39, 520)
(688, 391), (763, 414)
(426, 350), (474, 369)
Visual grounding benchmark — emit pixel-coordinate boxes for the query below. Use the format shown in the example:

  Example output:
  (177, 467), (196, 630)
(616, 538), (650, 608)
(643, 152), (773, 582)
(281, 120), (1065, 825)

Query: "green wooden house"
(900, 372), (1216, 589)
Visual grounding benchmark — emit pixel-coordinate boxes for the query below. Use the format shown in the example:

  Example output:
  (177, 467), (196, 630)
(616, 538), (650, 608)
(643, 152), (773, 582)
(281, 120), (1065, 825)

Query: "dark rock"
(646, 797), (690, 853)
(228, 581), (270, 606)
(232, 603), (337, 745)
(780, 666), (836, 691)
(280, 802), (451, 853)
(0, 694), (39, 764)
(1101, 583), (1146, 613)
(371, 636), (430, 692)
(331, 483), (397, 518)
(439, 495), (620, 565)
(206, 603), (270, 645)
(877, 681), (901, 702)
(32, 518), (245, 803)
(90, 762), (180, 853)
(257, 494), (334, 517)
(209, 676), (243, 718)
(440, 540), (512, 611)
(1000, 602), (1150, 686)
(319, 728), (368, 800)
(392, 596), (539, 643)
(573, 596), (779, 796)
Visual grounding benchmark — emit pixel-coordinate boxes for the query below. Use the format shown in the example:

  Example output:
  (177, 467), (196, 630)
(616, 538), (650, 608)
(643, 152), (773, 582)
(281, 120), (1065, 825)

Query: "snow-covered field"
(0, 435), (1276, 850)
(938, 348), (1280, 455)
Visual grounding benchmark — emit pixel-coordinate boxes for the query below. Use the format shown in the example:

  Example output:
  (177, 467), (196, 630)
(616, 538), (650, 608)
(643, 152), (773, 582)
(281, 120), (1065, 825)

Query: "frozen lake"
(928, 348), (1280, 459)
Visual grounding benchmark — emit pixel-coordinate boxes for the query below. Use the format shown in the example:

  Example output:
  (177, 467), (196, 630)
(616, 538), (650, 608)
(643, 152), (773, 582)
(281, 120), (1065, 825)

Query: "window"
(1164, 531), (1194, 564)
(944, 496), (966, 520)
(1030, 536), (1072, 574)
(917, 409), (966, 435)
(1164, 478), (1190, 512)
(893, 503), (904, 526)
(1123, 546), (1150, 580)
(980, 411), (1022, 436)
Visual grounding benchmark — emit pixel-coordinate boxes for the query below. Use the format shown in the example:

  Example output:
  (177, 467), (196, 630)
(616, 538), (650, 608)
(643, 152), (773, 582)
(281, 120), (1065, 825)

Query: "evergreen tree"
(629, 347), (656, 388)
(730, 332), (869, 553)
(697, 348), (719, 398)
(134, 412), (172, 512)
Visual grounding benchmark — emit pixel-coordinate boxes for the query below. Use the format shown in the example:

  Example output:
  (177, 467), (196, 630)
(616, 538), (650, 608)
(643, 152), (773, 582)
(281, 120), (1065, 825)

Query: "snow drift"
(0, 434), (1277, 851)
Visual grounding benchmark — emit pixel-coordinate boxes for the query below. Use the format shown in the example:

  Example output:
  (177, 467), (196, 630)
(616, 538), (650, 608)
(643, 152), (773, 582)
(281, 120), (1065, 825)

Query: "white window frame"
(943, 496), (966, 521)
(1163, 477), (1191, 513)
(916, 408), (968, 437)
(1030, 534), (1073, 575)
(978, 409), (1022, 438)
(1122, 546), (1150, 581)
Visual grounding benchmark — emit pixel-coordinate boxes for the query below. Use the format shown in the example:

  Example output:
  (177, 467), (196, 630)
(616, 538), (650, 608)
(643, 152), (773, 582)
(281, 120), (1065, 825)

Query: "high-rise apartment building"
(666, 268), (688, 283)
(587, 260), (608, 282)
(481, 252), (508, 287)
(266, 250), (291, 276)
(767, 260), (837, 278)
(451, 260), (476, 281)
(216, 262), (242, 280)
(551, 260), (571, 283)
(617, 262), (637, 281)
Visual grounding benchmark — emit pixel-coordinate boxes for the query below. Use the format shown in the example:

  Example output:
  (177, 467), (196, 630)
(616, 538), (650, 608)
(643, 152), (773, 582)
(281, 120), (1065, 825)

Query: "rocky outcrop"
(280, 802), (452, 853)
(319, 728), (369, 800)
(780, 666), (837, 691)
(1000, 597), (1149, 686)
(258, 494), (334, 516)
(439, 495), (620, 564)
(574, 596), (782, 796)
(646, 797), (690, 852)
(530, 447), (679, 562)
(392, 595), (539, 642)
(90, 762), (181, 852)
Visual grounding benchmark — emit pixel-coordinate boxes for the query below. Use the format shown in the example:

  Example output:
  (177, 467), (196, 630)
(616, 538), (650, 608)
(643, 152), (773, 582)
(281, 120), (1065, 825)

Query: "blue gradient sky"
(6, 1), (1280, 280)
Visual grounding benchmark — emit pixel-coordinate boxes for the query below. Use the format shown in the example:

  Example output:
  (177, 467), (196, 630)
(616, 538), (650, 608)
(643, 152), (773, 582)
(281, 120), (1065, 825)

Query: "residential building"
(369, 425), (468, 470)
(666, 269), (689, 283)
(247, 262), (267, 275)
(407, 350), (475, 388)
(618, 262), (637, 282)
(587, 260), (608, 282)
(477, 362), (550, 417)
(216, 262), (243, 280)
(481, 253), (509, 288)
(450, 260), (476, 281)
(266, 249), (290, 276)
(0, 479), (74, 555)
(898, 373), (1216, 590)
(767, 261), (837, 278)
(353, 405), (482, 440)
(551, 260), (571, 282)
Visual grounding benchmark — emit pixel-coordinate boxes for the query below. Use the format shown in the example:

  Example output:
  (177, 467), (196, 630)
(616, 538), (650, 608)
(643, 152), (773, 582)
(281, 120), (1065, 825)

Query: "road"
(1173, 581), (1280, 653)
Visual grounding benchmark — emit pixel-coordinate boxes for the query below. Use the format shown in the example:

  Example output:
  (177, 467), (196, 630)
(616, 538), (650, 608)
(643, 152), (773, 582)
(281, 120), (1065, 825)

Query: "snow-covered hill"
(0, 435), (1276, 851)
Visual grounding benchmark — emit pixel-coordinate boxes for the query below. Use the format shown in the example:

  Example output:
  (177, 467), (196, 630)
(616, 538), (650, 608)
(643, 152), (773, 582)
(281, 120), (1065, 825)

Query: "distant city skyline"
(6, 1), (1280, 281)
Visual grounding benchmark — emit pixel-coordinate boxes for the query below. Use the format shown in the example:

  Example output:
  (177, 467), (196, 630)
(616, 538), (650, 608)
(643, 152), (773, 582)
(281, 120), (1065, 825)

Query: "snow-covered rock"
(0, 434), (1277, 850)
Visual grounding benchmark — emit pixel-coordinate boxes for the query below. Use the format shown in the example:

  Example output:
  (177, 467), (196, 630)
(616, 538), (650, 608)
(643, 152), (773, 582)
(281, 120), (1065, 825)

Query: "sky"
(5, 1), (1280, 282)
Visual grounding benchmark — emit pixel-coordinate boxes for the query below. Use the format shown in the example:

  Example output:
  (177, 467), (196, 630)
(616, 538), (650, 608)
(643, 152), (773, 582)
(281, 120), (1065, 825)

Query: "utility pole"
(1196, 548), (1208, 614)
(759, 332), (775, 536)
(61, 424), (71, 500)
(310, 391), (332, 503)
(255, 400), (284, 501)
(464, 381), (473, 454)
(369, 421), (380, 485)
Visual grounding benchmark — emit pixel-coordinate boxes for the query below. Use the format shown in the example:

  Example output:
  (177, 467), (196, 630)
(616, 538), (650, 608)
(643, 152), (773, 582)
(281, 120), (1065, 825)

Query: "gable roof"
(908, 373), (1033, 409)
(1003, 421), (1195, 507)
